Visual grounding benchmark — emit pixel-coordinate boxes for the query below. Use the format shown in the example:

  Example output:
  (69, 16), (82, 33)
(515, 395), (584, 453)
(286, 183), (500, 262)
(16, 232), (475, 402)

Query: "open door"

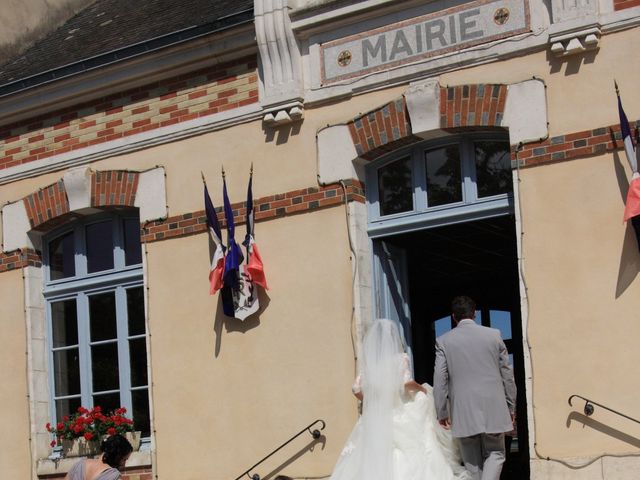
(372, 239), (412, 357)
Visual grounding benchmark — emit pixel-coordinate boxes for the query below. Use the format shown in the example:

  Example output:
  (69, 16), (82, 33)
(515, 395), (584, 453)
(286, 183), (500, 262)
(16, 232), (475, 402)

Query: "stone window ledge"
(36, 450), (152, 476)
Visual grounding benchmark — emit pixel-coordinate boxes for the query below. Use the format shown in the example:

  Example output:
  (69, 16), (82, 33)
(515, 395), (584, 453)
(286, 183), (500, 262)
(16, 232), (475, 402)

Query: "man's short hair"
(451, 295), (476, 321)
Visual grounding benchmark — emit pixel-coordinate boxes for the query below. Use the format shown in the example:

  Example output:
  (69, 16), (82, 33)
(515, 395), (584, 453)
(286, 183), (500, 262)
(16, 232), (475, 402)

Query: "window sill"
(36, 450), (152, 476)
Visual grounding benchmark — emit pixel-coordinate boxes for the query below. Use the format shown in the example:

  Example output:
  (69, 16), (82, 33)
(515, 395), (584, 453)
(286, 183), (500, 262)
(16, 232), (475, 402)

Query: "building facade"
(1, 0), (639, 479)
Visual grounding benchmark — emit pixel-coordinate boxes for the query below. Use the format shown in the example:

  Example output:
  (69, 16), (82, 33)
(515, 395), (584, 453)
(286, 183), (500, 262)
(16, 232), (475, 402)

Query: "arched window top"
(45, 209), (142, 285)
(366, 133), (513, 236)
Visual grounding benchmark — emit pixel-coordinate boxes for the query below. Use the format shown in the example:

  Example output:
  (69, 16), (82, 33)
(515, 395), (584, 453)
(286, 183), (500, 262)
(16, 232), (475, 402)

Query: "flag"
(222, 174), (244, 291)
(221, 170), (261, 320)
(617, 82), (640, 250)
(243, 168), (268, 290)
(203, 181), (225, 294)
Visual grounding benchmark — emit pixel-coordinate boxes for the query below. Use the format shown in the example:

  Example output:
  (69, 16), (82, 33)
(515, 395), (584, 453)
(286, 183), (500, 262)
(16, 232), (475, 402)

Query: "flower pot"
(61, 437), (101, 457)
(125, 431), (141, 451)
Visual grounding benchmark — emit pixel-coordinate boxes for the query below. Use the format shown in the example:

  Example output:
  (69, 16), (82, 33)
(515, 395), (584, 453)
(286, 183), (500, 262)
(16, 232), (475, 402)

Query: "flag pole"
(201, 171), (207, 186)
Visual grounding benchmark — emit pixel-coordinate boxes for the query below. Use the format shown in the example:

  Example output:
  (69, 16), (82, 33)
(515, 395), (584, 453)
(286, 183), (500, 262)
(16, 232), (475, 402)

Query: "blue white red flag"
(222, 174), (244, 314)
(243, 170), (268, 290)
(204, 182), (225, 294)
(616, 82), (640, 250)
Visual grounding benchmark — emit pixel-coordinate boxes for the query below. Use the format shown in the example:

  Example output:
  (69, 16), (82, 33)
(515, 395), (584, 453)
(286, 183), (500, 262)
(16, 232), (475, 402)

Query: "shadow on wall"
(263, 121), (303, 145)
(547, 49), (598, 76)
(260, 435), (327, 480)
(566, 411), (640, 449)
(613, 150), (640, 297)
(213, 287), (269, 357)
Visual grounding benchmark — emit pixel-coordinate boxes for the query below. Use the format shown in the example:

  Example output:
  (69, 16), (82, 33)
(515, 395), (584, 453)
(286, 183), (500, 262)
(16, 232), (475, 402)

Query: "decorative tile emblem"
(337, 50), (352, 67)
(494, 8), (510, 25)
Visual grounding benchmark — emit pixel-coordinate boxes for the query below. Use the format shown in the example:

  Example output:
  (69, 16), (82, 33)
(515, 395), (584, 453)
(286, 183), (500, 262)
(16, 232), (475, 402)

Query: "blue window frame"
(44, 211), (150, 438)
(366, 134), (513, 237)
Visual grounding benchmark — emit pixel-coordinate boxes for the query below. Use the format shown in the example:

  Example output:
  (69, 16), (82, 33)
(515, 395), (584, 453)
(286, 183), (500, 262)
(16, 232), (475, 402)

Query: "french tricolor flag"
(203, 179), (225, 294)
(244, 167), (268, 290)
(617, 82), (640, 249)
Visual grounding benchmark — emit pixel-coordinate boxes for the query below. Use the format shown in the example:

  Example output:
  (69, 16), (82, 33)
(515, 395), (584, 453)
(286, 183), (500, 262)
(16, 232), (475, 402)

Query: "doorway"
(373, 214), (529, 479)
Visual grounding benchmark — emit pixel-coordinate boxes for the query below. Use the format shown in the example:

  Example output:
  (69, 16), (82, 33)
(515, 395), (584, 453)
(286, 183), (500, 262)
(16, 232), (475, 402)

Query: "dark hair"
(101, 434), (133, 468)
(451, 296), (476, 322)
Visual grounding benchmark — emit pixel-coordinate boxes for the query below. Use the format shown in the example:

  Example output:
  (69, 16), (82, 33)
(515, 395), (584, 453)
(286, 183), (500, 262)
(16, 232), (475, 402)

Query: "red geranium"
(46, 405), (135, 446)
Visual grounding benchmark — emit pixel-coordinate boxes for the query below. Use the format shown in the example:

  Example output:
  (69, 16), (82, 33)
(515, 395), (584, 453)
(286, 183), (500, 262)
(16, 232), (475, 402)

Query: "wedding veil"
(359, 318), (408, 480)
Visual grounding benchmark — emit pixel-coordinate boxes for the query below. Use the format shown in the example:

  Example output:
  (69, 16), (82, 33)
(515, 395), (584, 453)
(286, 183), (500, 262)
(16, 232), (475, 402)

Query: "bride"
(330, 318), (470, 480)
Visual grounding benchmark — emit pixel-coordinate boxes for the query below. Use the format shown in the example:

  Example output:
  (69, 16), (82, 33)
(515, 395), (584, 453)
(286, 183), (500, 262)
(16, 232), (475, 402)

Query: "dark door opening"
(381, 214), (529, 479)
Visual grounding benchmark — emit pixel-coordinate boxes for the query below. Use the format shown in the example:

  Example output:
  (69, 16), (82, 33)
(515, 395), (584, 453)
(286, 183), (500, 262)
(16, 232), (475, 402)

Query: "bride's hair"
(358, 318), (407, 479)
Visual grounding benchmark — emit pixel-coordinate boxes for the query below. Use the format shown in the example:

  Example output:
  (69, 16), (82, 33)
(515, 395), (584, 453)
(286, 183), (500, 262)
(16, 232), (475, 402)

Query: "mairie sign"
(321, 0), (530, 83)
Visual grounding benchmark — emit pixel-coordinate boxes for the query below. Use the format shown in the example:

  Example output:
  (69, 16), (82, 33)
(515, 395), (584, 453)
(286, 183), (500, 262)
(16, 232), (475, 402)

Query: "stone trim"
(141, 180), (366, 243)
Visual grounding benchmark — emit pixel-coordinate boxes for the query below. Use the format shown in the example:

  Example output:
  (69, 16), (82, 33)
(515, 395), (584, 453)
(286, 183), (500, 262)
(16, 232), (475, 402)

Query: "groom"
(433, 295), (516, 480)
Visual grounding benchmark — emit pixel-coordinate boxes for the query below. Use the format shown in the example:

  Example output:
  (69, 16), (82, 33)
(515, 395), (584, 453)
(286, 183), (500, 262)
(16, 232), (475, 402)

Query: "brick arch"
(345, 83), (508, 161)
(3, 166), (164, 252)
(22, 169), (140, 231)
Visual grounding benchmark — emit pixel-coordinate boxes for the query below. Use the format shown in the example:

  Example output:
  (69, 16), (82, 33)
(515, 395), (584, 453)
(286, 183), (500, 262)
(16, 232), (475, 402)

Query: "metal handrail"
(568, 394), (640, 425)
(234, 419), (326, 480)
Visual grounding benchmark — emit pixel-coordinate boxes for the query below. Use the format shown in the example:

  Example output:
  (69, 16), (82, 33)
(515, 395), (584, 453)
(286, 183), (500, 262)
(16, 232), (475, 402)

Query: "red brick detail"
(23, 180), (69, 229)
(0, 248), (41, 273)
(440, 84), (507, 129)
(347, 98), (419, 161)
(512, 122), (639, 168)
(0, 56), (259, 171)
(91, 171), (140, 207)
(614, 0), (640, 9)
(141, 180), (366, 243)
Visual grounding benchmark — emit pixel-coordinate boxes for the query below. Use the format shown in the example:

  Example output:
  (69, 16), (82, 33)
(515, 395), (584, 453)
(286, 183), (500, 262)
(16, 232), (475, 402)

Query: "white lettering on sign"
(321, 0), (529, 84)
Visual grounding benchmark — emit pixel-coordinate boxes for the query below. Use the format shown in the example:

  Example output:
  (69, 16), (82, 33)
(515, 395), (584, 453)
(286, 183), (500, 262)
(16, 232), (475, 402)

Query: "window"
(44, 211), (150, 438)
(367, 134), (513, 234)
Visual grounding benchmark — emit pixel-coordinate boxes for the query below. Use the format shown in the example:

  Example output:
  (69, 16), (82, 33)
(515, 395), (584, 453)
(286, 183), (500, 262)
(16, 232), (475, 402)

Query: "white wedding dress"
(330, 320), (471, 480)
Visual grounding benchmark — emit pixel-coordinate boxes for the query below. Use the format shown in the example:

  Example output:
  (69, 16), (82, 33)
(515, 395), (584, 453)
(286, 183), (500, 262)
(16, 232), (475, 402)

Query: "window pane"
(132, 389), (151, 437)
(53, 348), (80, 396)
(490, 310), (512, 340)
(474, 141), (512, 197)
(49, 231), (75, 280)
(127, 287), (145, 336)
(425, 145), (462, 207)
(93, 392), (121, 415)
(91, 342), (120, 392)
(129, 338), (148, 387)
(56, 397), (81, 422)
(86, 221), (114, 273)
(378, 157), (413, 216)
(89, 292), (117, 341)
(124, 218), (142, 266)
(434, 316), (453, 337)
(51, 300), (78, 348)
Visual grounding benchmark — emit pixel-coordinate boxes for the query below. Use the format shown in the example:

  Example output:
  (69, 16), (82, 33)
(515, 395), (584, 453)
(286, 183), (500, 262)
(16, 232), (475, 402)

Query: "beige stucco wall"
(440, 27), (640, 138)
(147, 206), (358, 479)
(0, 269), (31, 478)
(519, 153), (640, 458)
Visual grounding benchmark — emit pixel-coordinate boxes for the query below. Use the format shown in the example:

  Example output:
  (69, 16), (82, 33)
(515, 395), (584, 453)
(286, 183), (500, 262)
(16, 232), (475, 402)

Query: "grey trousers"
(457, 433), (506, 480)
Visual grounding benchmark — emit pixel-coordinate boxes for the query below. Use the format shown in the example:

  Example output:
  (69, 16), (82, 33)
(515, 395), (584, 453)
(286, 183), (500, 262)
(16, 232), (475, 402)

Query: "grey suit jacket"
(433, 319), (516, 438)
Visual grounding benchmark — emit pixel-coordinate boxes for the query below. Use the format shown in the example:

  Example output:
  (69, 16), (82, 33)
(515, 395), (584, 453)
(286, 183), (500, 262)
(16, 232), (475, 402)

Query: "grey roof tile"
(0, 0), (253, 91)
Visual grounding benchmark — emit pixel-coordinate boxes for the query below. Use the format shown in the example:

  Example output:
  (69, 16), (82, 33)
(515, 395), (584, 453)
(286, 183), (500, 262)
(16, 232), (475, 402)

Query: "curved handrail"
(568, 395), (640, 425)
(234, 419), (326, 480)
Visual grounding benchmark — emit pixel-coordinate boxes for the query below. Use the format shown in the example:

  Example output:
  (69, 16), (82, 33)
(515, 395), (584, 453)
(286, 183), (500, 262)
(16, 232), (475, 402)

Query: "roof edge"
(0, 8), (254, 98)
